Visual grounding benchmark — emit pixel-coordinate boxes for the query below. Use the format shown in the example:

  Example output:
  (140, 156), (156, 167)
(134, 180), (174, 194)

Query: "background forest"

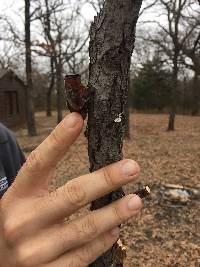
(0, 0), (199, 134)
(0, 1), (200, 266)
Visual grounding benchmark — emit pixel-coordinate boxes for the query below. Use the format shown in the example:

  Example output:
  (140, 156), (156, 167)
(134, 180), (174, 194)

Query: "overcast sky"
(0, 0), (160, 73)
(0, 0), (97, 21)
(0, 0), (158, 24)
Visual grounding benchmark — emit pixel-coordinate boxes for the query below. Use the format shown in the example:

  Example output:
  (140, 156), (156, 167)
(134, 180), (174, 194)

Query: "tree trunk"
(167, 55), (178, 131)
(124, 102), (130, 139)
(55, 60), (63, 124)
(191, 72), (199, 116)
(167, 111), (175, 131)
(87, 1), (142, 266)
(46, 90), (52, 117)
(124, 76), (131, 139)
(25, 0), (37, 136)
(46, 57), (55, 117)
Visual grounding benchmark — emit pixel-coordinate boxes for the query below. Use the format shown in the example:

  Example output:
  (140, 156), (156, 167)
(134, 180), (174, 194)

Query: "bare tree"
(0, 43), (17, 70)
(25, 0), (37, 136)
(144, 0), (198, 130)
(87, 0), (143, 266)
(46, 56), (55, 117)
(34, 0), (88, 123)
(180, 3), (200, 114)
(0, 15), (25, 74)
(88, 0), (159, 139)
(0, 1), (38, 135)
(88, 0), (104, 12)
(180, 5), (200, 74)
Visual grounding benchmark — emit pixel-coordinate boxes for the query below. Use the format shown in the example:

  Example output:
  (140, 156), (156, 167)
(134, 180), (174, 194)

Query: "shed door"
(4, 91), (19, 116)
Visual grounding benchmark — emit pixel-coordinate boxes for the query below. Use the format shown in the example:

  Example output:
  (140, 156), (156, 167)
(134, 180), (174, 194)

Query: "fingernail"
(122, 160), (139, 177)
(128, 195), (142, 210)
(63, 113), (80, 128)
(110, 227), (120, 237)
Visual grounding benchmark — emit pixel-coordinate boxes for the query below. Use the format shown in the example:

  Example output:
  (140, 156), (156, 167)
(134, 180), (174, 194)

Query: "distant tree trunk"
(167, 54), (178, 131)
(46, 90), (52, 117)
(55, 59), (63, 123)
(191, 72), (199, 116)
(46, 57), (55, 117)
(167, 111), (175, 131)
(43, 0), (58, 120)
(87, 0), (142, 266)
(25, 0), (37, 136)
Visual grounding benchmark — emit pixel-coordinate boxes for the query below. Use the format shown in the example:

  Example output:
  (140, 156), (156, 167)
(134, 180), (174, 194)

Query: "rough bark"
(124, 101), (130, 139)
(43, 0), (62, 122)
(46, 89), (52, 117)
(167, 54), (178, 131)
(87, 0), (142, 266)
(124, 76), (131, 139)
(55, 60), (63, 124)
(25, 0), (37, 136)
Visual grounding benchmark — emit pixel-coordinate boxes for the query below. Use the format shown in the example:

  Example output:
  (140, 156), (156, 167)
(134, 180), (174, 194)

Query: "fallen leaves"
(16, 112), (200, 267)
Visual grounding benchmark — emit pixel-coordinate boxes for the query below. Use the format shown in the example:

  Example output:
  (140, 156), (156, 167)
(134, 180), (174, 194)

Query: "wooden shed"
(0, 69), (26, 127)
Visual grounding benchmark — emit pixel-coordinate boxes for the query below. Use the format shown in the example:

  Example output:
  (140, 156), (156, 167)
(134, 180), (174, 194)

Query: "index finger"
(14, 113), (84, 193)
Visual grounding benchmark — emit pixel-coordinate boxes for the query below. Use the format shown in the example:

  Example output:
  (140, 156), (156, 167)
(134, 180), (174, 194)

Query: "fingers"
(16, 194), (142, 265)
(13, 113), (84, 194)
(1, 159), (140, 245)
(43, 229), (120, 267)
(25, 159), (140, 229)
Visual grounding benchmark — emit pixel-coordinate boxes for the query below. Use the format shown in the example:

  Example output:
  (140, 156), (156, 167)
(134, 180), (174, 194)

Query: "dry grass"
(15, 112), (200, 267)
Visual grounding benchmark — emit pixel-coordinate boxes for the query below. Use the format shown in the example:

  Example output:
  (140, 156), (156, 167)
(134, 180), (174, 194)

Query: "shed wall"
(0, 75), (26, 127)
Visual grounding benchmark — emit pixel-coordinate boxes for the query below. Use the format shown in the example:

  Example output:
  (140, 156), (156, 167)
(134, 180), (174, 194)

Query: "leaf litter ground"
(15, 112), (200, 267)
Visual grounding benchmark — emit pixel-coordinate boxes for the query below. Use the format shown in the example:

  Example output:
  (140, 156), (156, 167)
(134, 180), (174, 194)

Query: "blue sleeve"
(0, 123), (25, 189)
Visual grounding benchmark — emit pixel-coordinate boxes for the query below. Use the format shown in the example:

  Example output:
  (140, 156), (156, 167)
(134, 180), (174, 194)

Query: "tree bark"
(87, 1), (142, 266)
(55, 59), (63, 124)
(124, 101), (130, 139)
(124, 76), (131, 139)
(25, 0), (37, 136)
(43, 0), (62, 122)
(46, 90), (52, 117)
(46, 57), (55, 117)
(167, 54), (178, 131)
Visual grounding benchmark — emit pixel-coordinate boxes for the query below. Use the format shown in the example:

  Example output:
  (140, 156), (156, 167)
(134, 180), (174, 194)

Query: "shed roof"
(0, 69), (26, 87)
(0, 69), (9, 79)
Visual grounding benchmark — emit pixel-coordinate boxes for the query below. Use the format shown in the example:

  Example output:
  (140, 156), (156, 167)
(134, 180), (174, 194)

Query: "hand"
(0, 113), (142, 267)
